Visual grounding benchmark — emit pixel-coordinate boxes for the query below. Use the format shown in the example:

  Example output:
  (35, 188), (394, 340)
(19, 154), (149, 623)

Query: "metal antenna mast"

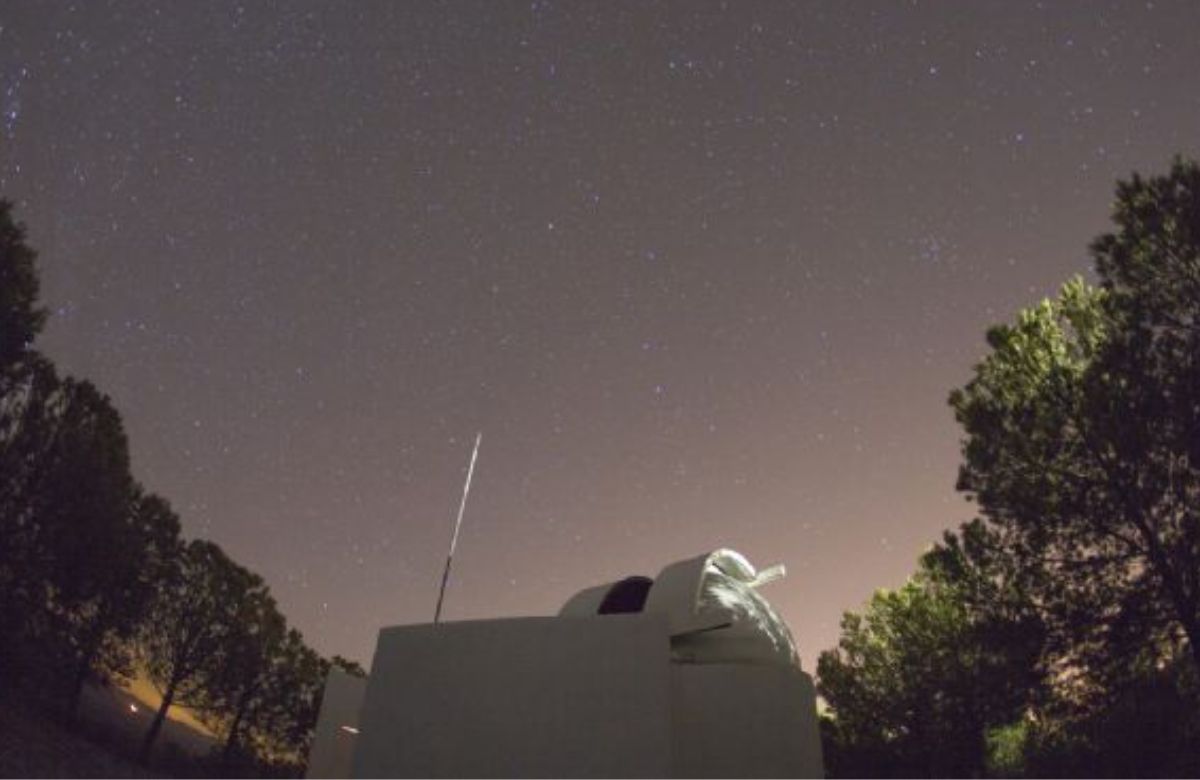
(434, 432), (482, 624)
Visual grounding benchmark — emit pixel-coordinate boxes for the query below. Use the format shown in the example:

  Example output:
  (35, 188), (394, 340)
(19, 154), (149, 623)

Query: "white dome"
(559, 549), (800, 668)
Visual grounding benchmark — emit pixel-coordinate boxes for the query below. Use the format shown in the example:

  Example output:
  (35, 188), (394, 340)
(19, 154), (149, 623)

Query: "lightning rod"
(433, 432), (482, 624)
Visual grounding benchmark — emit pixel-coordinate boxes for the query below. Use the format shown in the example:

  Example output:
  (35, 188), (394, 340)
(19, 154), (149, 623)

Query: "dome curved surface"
(559, 548), (799, 668)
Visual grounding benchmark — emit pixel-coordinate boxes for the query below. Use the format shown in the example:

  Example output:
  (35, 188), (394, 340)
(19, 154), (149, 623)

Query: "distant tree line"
(817, 159), (1200, 777)
(0, 199), (361, 776)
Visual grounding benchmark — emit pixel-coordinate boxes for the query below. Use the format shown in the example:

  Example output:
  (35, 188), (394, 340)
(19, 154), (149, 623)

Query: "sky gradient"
(3, 1), (1199, 670)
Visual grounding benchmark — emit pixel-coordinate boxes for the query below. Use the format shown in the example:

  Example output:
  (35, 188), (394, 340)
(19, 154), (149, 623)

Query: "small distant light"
(340, 725), (360, 735)
(129, 704), (139, 714)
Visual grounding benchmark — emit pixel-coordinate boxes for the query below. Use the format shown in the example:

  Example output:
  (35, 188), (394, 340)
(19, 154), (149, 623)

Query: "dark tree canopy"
(817, 522), (1045, 778)
(950, 158), (1200, 682)
(202, 589), (325, 771)
(820, 159), (1200, 778)
(0, 199), (46, 369)
(0, 365), (167, 717)
(205, 588), (288, 762)
(138, 539), (269, 762)
(329, 655), (367, 678)
(0, 358), (62, 607)
(268, 630), (328, 768)
(0, 194), (337, 776)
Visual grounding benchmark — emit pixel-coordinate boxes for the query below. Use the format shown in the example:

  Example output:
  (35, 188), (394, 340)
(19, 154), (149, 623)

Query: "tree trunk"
(1135, 524), (1200, 675)
(222, 695), (249, 765)
(1120, 496), (1200, 677)
(65, 623), (111, 722)
(1182, 611), (1200, 676)
(65, 650), (93, 722)
(139, 682), (176, 765)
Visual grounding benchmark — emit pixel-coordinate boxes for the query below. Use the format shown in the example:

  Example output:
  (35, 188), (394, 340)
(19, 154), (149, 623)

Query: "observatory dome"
(559, 549), (799, 668)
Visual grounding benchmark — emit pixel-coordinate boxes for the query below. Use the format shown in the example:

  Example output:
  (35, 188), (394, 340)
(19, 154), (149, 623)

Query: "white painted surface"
(670, 663), (824, 778)
(563, 549), (801, 667)
(352, 615), (673, 778)
(320, 549), (823, 778)
(557, 582), (612, 617)
(306, 668), (367, 779)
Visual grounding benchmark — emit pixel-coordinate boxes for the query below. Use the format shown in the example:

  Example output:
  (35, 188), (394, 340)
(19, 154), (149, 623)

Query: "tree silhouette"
(202, 586), (288, 764)
(952, 162), (1200, 684)
(214, 626), (329, 774)
(0, 357), (60, 649)
(329, 654), (367, 678)
(0, 199), (45, 370)
(0, 365), (170, 720)
(40, 383), (146, 718)
(0, 198), (334, 774)
(0, 200), (171, 716)
(0, 198), (54, 657)
(264, 629), (327, 770)
(138, 539), (268, 763)
(818, 523), (1045, 777)
(67, 489), (183, 712)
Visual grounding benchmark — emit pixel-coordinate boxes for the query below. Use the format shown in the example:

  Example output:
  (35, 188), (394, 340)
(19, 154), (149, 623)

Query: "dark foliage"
(0, 199), (45, 369)
(328, 655), (367, 678)
(821, 159), (1200, 777)
(137, 540), (269, 762)
(0, 200), (340, 776)
(952, 158), (1200, 684)
(818, 522), (1046, 777)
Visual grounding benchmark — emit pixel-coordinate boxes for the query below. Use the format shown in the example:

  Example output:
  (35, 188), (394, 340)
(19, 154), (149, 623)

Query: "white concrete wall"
(306, 669), (367, 779)
(670, 664), (824, 778)
(341, 613), (824, 778)
(352, 616), (673, 778)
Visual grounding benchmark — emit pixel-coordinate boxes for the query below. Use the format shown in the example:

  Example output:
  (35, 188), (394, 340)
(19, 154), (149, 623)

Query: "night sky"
(3, 1), (1199, 671)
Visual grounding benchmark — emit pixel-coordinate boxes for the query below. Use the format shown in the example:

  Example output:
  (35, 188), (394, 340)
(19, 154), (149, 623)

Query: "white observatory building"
(307, 549), (824, 778)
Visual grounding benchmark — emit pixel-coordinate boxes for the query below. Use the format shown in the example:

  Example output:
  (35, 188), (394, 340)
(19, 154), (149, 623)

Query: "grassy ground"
(0, 679), (217, 778)
(0, 697), (150, 778)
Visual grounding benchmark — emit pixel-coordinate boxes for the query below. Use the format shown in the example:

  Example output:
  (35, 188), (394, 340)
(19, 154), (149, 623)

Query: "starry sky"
(2, 1), (1199, 671)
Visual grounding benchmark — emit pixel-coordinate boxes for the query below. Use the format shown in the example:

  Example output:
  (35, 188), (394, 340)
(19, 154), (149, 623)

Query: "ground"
(0, 678), (216, 778)
(0, 697), (149, 778)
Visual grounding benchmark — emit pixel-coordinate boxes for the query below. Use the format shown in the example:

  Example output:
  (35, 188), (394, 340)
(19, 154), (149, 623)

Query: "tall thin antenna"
(433, 432), (482, 624)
